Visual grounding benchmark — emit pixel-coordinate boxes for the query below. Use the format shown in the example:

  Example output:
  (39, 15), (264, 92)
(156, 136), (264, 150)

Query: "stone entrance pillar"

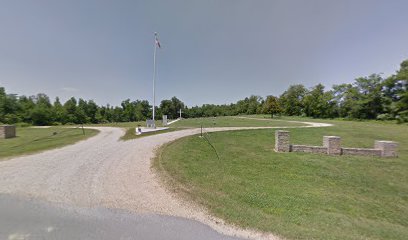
(0, 125), (16, 139)
(323, 136), (341, 155)
(375, 140), (398, 157)
(275, 130), (290, 152)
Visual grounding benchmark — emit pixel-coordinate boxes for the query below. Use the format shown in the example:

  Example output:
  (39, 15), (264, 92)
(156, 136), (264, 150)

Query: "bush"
(376, 113), (394, 121)
(3, 114), (21, 124)
(15, 122), (32, 127)
(396, 110), (408, 123)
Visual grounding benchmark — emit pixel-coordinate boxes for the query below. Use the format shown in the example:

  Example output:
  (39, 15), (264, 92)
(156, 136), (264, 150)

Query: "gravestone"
(0, 125), (16, 139)
(162, 115), (168, 126)
(146, 120), (155, 129)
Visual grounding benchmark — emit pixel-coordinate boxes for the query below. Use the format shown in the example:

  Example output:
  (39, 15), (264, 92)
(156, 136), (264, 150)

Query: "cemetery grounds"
(154, 116), (408, 240)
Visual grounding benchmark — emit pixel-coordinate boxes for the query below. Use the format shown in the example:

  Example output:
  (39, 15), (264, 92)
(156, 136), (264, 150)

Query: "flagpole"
(152, 32), (157, 128)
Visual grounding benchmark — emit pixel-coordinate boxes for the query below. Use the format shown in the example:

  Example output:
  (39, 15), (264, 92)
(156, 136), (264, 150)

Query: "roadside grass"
(89, 117), (305, 140)
(154, 119), (408, 240)
(170, 116), (306, 128)
(120, 127), (178, 140)
(86, 120), (165, 128)
(0, 127), (99, 159)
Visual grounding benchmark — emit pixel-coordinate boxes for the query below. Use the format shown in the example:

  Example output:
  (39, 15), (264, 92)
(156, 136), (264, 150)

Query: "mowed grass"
(92, 117), (305, 140)
(120, 127), (178, 140)
(0, 127), (99, 159)
(86, 120), (165, 128)
(155, 120), (408, 240)
(170, 116), (306, 128)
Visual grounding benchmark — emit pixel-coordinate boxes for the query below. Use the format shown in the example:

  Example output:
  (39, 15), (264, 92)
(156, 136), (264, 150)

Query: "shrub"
(376, 113), (394, 121)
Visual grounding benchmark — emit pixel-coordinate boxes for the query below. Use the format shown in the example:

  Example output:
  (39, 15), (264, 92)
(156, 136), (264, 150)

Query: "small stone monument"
(0, 125), (16, 139)
(146, 119), (155, 128)
(162, 115), (168, 126)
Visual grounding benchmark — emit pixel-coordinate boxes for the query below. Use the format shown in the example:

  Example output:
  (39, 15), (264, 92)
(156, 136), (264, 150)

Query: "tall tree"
(279, 84), (307, 116)
(352, 74), (384, 119)
(53, 97), (66, 124)
(30, 93), (53, 125)
(303, 84), (336, 118)
(63, 97), (78, 123)
(262, 95), (282, 118)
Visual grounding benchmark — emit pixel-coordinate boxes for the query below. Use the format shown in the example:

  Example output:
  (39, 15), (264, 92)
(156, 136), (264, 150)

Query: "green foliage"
(303, 84), (336, 118)
(1, 59), (407, 125)
(279, 84), (307, 116)
(261, 95), (282, 117)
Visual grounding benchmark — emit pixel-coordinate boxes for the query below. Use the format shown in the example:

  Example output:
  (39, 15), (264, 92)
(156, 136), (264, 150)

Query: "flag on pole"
(155, 33), (161, 48)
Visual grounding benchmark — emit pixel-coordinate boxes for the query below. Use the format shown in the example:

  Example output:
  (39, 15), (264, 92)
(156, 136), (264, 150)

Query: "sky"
(1, 0), (408, 107)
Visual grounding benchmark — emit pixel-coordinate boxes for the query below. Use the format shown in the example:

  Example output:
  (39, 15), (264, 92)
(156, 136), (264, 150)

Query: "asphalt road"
(0, 194), (244, 240)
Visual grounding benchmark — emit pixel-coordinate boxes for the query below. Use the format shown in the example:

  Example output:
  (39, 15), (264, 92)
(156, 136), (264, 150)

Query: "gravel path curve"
(0, 121), (332, 240)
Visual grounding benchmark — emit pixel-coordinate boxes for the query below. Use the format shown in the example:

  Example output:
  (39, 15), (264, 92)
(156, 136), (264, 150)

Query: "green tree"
(63, 97), (78, 123)
(52, 97), (66, 124)
(303, 84), (336, 118)
(247, 95), (262, 115)
(30, 93), (53, 125)
(383, 60), (408, 122)
(0, 87), (6, 122)
(279, 84), (307, 116)
(262, 95), (282, 118)
(18, 96), (35, 123)
(352, 74), (384, 119)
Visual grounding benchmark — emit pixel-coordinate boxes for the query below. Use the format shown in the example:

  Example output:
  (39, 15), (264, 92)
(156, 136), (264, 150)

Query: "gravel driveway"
(0, 122), (331, 240)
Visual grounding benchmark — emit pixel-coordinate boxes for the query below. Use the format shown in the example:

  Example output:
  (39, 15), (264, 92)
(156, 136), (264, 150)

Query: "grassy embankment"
(0, 127), (99, 159)
(169, 116), (305, 128)
(112, 116), (306, 140)
(155, 118), (408, 240)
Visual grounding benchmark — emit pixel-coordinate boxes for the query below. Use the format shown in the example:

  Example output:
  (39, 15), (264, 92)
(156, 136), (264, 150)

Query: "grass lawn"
(0, 127), (99, 159)
(170, 116), (306, 128)
(86, 120), (165, 128)
(155, 119), (408, 240)
(120, 127), (178, 140)
(92, 117), (305, 140)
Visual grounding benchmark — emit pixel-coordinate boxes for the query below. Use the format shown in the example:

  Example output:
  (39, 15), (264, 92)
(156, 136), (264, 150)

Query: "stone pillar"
(323, 136), (341, 155)
(375, 140), (398, 157)
(162, 115), (168, 126)
(0, 125), (16, 139)
(275, 130), (290, 152)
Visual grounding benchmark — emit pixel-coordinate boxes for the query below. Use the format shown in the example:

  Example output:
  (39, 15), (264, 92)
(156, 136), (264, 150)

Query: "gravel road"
(0, 122), (332, 239)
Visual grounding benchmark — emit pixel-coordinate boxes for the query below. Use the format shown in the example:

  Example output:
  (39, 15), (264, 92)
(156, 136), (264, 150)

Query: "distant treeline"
(1, 60), (407, 125)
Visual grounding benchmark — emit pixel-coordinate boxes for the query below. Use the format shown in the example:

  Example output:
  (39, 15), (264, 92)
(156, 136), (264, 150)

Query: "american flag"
(155, 33), (161, 48)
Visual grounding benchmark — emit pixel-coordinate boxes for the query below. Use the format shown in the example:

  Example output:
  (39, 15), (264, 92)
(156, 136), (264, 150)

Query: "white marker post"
(178, 108), (182, 119)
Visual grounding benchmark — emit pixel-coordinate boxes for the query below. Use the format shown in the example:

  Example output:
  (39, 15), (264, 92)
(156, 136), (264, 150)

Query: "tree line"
(0, 60), (407, 125)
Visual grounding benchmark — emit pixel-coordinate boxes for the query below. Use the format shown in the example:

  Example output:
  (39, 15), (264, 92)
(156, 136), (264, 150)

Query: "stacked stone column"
(0, 125), (16, 139)
(375, 140), (398, 157)
(323, 136), (341, 155)
(275, 130), (290, 152)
